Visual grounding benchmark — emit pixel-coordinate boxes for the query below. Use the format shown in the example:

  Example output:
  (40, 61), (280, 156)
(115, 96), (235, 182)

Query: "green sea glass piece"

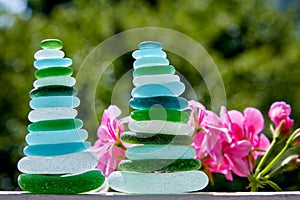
(35, 67), (73, 79)
(118, 159), (200, 172)
(40, 39), (63, 49)
(28, 118), (83, 132)
(18, 169), (105, 194)
(133, 65), (175, 77)
(121, 132), (193, 145)
(131, 109), (189, 123)
(29, 86), (77, 98)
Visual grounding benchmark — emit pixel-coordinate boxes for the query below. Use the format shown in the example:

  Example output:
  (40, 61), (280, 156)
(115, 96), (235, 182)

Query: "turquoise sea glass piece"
(18, 169), (105, 194)
(23, 142), (91, 156)
(138, 41), (162, 50)
(28, 118), (83, 132)
(125, 145), (196, 160)
(108, 171), (209, 194)
(133, 57), (169, 69)
(132, 49), (166, 59)
(35, 67), (73, 79)
(129, 96), (188, 110)
(34, 49), (65, 59)
(33, 76), (76, 88)
(121, 132), (193, 145)
(30, 86), (77, 98)
(25, 129), (88, 145)
(40, 39), (63, 50)
(29, 96), (80, 109)
(133, 65), (175, 77)
(118, 159), (200, 172)
(131, 82), (185, 98)
(18, 151), (97, 174)
(28, 107), (77, 122)
(133, 74), (180, 86)
(34, 58), (72, 69)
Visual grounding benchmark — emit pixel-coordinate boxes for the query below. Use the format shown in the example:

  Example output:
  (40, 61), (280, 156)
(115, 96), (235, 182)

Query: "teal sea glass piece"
(40, 39), (63, 49)
(133, 74), (180, 86)
(25, 129), (88, 145)
(28, 107), (77, 122)
(132, 49), (166, 59)
(133, 65), (175, 77)
(18, 169), (105, 194)
(121, 132), (192, 145)
(118, 159), (200, 172)
(131, 82), (185, 98)
(35, 67), (73, 79)
(34, 58), (72, 69)
(18, 151), (97, 174)
(138, 41), (162, 50)
(23, 142), (91, 156)
(108, 171), (209, 194)
(28, 118), (83, 132)
(33, 76), (76, 88)
(133, 57), (169, 69)
(30, 86), (77, 98)
(125, 145), (196, 160)
(30, 96), (80, 109)
(34, 49), (65, 59)
(131, 109), (189, 123)
(130, 96), (188, 110)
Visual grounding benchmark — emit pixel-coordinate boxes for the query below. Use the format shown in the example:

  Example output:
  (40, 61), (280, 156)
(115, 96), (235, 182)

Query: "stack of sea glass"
(109, 41), (209, 193)
(17, 39), (105, 194)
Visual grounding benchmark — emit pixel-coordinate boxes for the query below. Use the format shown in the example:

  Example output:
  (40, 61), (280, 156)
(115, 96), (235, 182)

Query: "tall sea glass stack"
(17, 39), (105, 194)
(109, 41), (209, 193)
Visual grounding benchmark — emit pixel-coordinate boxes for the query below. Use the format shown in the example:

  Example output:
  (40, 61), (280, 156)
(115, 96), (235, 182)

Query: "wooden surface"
(0, 191), (300, 200)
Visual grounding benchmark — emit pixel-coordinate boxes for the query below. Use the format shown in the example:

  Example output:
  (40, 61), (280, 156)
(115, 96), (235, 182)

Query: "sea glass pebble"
(132, 49), (166, 59)
(30, 86), (77, 98)
(138, 41), (162, 50)
(34, 49), (65, 60)
(131, 109), (189, 123)
(133, 57), (169, 69)
(121, 132), (192, 145)
(128, 120), (192, 135)
(34, 58), (72, 69)
(125, 145), (196, 160)
(108, 171), (209, 194)
(18, 169), (105, 194)
(40, 39), (63, 50)
(118, 159), (200, 172)
(33, 76), (76, 88)
(30, 96), (80, 109)
(18, 151), (97, 174)
(130, 96), (188, 110)
(23, 142), (91, 156)
(131, 82), (185, 98)
(28, 118), (83, 132)
(133, 74), (180, 86)
(28, 107), (77, 122)
(133, 65), (175, 77)
(25, 129), (88, 145)
(35, 67), (73, 79)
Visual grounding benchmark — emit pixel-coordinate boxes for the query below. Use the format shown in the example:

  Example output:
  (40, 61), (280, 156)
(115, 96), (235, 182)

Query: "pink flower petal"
(243, 107), (264, 141)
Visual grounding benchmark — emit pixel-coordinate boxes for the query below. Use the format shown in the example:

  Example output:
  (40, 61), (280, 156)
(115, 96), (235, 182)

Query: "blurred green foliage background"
(0, 0), (300, 191)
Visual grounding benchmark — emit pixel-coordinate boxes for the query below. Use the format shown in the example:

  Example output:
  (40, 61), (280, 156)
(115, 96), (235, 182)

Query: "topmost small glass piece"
(138, 41), (162, 50)
(40, 39), (63, 50)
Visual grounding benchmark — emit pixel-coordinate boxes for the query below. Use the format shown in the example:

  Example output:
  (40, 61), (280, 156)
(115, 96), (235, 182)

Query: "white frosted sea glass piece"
(34, 49), (65, 60)
(133, 74), (180, 86)
(33, 76), (76, 87)
(28, 107), (77, 122)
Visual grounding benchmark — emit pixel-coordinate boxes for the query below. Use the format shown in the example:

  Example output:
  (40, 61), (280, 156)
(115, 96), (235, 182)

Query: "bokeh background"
(0, 0), (300, 191)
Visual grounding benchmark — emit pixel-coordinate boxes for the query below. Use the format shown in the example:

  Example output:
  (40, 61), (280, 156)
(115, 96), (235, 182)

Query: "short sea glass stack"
(17, 39), (105, 194)
(109, 41), (209, 193)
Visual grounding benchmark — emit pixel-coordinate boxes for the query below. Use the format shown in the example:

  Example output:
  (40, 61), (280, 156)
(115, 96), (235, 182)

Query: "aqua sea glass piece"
(29, 96), (80, 109)
(28, 118), (83, 132)
(40, 39), (63, 49)
(25, 129), (88, 145)
(34, 58), (72, 69)
(130, 96), (188, 110)
(118, 159), (200, 172)
(131, 82), (185, 98)
(121, 132), (192, 145)
(108, 171), (209, 194)
(23, 142), (91, 156)
(28, 107), (77, 122)
(125, 145), (196, 160)
(133, 74), (180, 86)
(138, 41), (162, 50)
(18, 151), (97, 174)
(35, 67), (73, 79)
(128, 120), (192, 135)
(29, 86), (77, 98)
(18, 169), (105, 194)
(133, 65), (175, 77)
(133, 57), (169, 69)
(34, 49), (65, 59)
(132, 49), (166, 59)
(33, 76), (76, 88)
(131, 109), (189, 123)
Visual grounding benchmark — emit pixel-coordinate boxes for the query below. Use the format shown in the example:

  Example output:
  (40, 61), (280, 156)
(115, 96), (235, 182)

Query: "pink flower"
(268, 101), (294, 133)
(91, 105), (129, 176)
